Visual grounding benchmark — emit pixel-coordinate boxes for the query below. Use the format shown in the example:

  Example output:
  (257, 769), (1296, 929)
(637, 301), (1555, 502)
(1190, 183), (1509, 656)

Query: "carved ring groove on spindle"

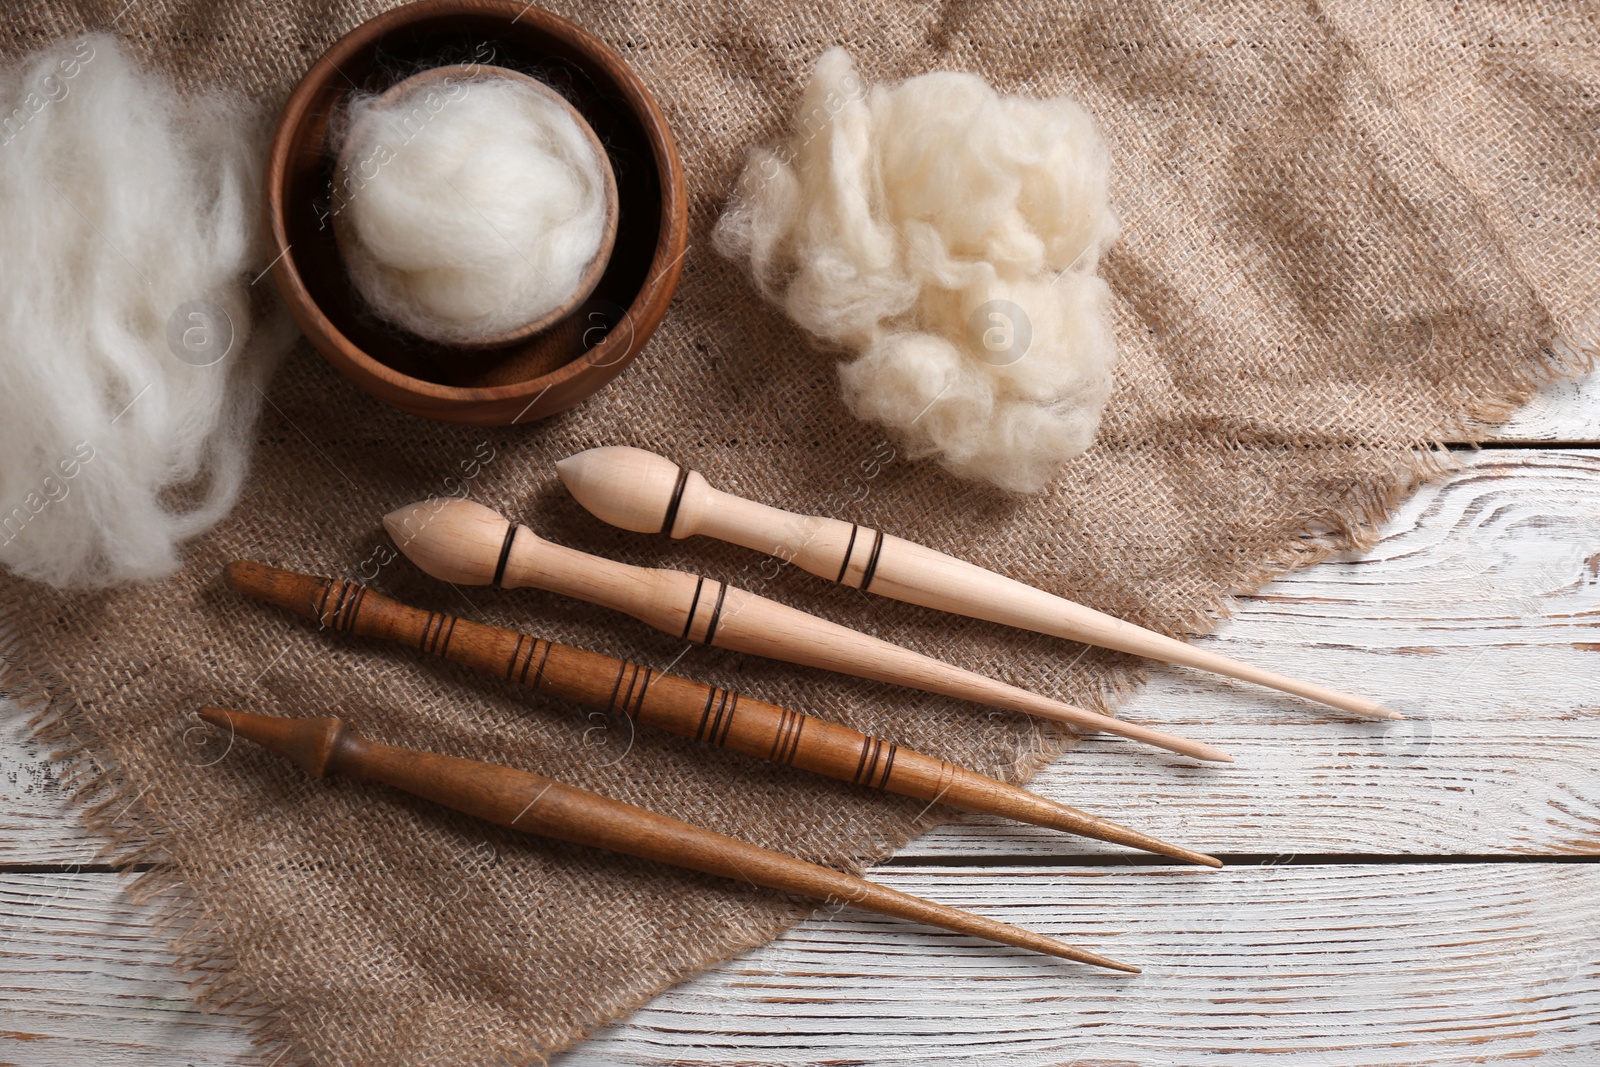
(313, 576), (335, 626)
(837, 527), (886, 591)
(604, 660), (653, 720)
(419, 611), (457, 656)
(852, 735), (899, 789)
(417, 611), (438, 653)
(834, 524), (860, 584)
(333, 580), (355, 629)
(503, 632), (551, 686)
(767, 704), (806, 765)
(439, 614), (457, 655)
(622, 665), (654, 719)
(315, 577), (365, 632)
(700, 582), (729, 645)
(694, 687), (739, 745)
(659, 464), (690, 536)
(340, 584), (369, 632)
(682, 578), (729, 645)
(491, 522), (519, 588)
(525, 639), (552, 689)
(679, 575), (705, 639)
(858, 528), (886, 593)
(505, 633), (531, 680)
(604, 659), (630, 714)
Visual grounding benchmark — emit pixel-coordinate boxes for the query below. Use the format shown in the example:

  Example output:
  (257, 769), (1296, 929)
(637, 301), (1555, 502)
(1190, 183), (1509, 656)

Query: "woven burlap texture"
(4, 2), (1597, 1064)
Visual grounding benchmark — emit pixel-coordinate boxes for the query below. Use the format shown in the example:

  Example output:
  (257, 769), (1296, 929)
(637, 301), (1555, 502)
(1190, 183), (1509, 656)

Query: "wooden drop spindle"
(555, 446), (1398, 721)
(381, 499), (1231, 763)
(224, 559), (1220, 866)
(198, 706), (1141, 972)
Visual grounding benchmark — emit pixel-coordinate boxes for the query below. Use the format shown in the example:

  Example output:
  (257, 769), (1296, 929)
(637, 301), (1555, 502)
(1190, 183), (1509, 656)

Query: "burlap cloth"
(3, 2), (1597, 1064)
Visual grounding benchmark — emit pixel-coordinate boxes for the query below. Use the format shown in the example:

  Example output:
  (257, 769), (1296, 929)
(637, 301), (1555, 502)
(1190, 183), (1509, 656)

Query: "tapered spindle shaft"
(555, 446), (1398, 721)
(382, 499), (1230, 763)
(199, 706), (1140, 971)
(224, 560), (1220, 866)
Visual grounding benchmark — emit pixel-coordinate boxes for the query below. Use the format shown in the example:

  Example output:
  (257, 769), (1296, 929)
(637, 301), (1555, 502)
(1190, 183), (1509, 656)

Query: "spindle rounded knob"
(556, 445), (709, 536)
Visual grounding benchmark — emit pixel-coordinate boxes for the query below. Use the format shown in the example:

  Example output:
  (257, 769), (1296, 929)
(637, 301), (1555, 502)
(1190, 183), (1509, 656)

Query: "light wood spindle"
(555, 446), (1397, 721)
(382, 499), (1231, 763)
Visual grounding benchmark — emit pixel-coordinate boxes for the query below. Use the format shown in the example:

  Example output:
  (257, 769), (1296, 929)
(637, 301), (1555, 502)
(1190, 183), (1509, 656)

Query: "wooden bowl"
(266, 0), (688, 425)
(330, 63), (621, 350)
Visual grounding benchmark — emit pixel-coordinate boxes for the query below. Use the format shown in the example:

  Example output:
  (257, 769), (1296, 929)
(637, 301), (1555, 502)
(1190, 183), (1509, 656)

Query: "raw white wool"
(335, 70), (611, 345)
(715, 48), (1120, 493)
(0, 34), (294, 589)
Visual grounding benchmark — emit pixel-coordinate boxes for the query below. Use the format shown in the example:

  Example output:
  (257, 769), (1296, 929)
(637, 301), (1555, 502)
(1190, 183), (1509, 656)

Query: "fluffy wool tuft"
(335, 72), (611, 345)
(0, 35), (294, 589)
(715, 48), (1120, 493)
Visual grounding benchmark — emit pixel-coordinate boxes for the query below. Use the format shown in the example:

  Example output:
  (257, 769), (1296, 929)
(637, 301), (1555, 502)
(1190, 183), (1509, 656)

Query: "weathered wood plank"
(5, 865), (1598, 1067)
(1130, 449), (1600, 730)
(5, 449), (1596, 864)
(907, 721), (1600, 859)
(0, 874), (258, 1067)
(1482, 363), (1600, 443)
(0, 711), (103, 867)
(567, 862), (1600, 1067)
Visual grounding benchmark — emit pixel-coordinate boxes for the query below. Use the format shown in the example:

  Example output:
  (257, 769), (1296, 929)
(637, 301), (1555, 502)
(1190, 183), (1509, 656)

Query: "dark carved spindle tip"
(199, 707), (349, 778)
(224, 559), (333, 627)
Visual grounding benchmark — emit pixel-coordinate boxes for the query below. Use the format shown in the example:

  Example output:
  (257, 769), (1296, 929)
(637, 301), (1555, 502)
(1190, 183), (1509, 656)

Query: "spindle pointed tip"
(1141, 841), (1223, 868)
(1078, 951), (1141, 974)
(1338, 697), (1402, 720)
(1033, 797), (1222, 867)
(551, 449), (591, 482)
(381, 501), (432, 545)
(1147, 838), (1223, 868)
(1195, 742), (1235, 763)
(1026, 926), (1141, 971)
(197, 705), (234, 732)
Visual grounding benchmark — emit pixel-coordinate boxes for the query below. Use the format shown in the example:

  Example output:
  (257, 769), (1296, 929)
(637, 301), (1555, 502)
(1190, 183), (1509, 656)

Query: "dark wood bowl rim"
(265, 0), (687, 404)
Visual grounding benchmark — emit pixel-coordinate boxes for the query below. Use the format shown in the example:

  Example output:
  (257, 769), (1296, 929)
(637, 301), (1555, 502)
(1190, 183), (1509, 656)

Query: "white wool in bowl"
(715, 48), (1121, 494)
(335, 70), (611, 345)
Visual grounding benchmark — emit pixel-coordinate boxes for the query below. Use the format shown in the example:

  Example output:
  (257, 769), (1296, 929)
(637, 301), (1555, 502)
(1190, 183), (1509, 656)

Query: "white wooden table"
(5, 371), (1599, 1066)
